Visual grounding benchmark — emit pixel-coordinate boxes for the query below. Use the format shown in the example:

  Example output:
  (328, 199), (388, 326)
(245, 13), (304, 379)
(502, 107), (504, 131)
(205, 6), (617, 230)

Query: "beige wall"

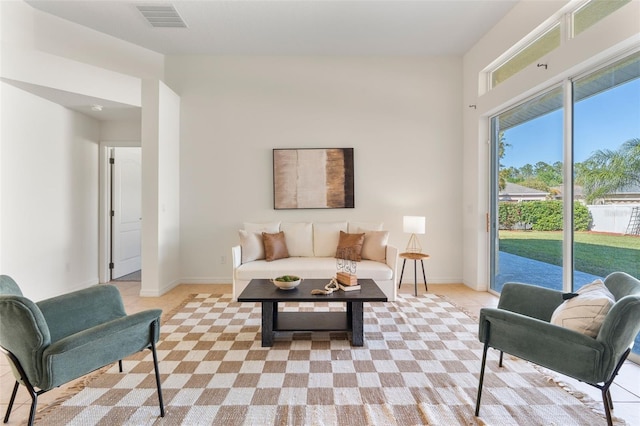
(0, 1), (164, 298)
(166, 56), (464, 284)
(0, 0), (164, 80)
(0, 82), (100, 299)
(141, 80), (181, 296)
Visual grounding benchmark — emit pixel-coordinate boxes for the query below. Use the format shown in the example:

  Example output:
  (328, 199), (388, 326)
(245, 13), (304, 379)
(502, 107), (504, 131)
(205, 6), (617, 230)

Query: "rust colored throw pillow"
(335, 231), (365, 261)
(262, 231), (290, 261)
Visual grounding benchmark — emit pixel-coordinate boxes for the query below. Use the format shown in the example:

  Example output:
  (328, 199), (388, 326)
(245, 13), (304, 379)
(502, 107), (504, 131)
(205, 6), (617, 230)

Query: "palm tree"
(576, 138), (640, 204)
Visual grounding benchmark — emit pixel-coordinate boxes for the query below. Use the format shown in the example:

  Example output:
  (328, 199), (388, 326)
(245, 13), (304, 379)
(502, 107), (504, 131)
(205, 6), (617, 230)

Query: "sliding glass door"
(573, 52), (640, 287)
(490, 87), (565, 292)
(490, 51), (640, 357)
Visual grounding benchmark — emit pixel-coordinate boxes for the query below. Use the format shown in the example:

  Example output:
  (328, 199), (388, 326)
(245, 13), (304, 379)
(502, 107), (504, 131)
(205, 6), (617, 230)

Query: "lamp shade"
(403, 216), (425, 234)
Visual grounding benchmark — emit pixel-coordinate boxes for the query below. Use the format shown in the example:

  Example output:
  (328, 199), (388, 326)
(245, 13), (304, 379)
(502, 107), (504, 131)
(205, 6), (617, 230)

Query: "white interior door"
(111, 147), (142, 279)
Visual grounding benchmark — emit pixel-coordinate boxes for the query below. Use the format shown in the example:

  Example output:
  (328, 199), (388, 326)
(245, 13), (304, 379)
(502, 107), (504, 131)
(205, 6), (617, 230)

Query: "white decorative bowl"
(271, 276), (302, 290)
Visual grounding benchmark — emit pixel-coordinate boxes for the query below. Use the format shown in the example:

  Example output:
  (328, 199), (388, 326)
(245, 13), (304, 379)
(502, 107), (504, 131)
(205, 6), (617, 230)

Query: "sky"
(501, 78), (640, 169)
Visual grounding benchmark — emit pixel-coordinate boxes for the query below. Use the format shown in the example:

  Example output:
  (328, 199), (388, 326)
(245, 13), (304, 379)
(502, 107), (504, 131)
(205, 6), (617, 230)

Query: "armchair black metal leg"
(499, 351), (504, 368)
(475, 323), (491, 416)
(2, 350), (41, 426)
(594, 347), (630, 426)
(150, 320), (165, 417)
(118, 359), (123, 373)
(26, 389), (38, 426)
(602, 388), (613, 426)
(606, 389), (613, 412)
(3, 381), (19, 423)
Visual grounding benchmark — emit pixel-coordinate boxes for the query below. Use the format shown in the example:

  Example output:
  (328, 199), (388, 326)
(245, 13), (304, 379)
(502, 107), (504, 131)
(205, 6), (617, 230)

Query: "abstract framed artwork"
(273, 148), (354, 209)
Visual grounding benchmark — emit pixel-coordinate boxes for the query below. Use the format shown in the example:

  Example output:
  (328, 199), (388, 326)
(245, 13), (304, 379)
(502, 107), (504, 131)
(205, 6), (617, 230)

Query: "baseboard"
(139, 278), (181, 297)
(180, 277), (232, 285)
(399, 277), (463, 285)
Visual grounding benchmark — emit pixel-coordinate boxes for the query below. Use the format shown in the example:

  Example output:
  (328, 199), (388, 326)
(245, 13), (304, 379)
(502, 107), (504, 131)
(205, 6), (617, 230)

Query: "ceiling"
(26, 0), (518, 56)
(20, 1), (518, 121)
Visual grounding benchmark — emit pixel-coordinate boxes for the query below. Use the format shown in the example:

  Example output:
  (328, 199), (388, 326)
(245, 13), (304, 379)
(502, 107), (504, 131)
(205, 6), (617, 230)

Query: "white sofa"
(232, 221), (398, 301)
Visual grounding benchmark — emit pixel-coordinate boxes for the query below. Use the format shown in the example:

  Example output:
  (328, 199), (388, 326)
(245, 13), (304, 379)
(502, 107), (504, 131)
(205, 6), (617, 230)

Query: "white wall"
(141, 80), (181, 296)
(0, 82), (100, 300)
(462, 0), (640, 290)
(0, 1), (168, 298)
(166, 56), (463, 284)
(101, 121), (141, 142)
(0, 1), (164, 80)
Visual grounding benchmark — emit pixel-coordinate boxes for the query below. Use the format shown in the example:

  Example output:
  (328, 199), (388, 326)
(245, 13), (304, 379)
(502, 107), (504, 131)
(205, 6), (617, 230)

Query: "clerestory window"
(489, 0), (632, 90)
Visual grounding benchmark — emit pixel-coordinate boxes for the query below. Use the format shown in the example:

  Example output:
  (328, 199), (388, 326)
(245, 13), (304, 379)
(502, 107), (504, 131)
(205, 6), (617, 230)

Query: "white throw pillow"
(360, 230), (389, 263)
(348, 222), (383, 233)
(281, 222), (314, 257)
(239, 223), (280, 263)
(313, 222), (348, 257)
(550, 279), (615, 338)
(238, 230), (264, 263)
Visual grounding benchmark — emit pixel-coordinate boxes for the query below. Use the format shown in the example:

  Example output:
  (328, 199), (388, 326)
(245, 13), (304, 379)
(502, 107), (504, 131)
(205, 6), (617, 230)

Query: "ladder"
(625, 206), (640, 236)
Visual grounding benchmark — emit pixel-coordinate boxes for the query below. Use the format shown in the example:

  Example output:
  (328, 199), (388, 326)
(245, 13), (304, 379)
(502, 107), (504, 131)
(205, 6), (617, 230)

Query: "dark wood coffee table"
(237, 278), (387, 346)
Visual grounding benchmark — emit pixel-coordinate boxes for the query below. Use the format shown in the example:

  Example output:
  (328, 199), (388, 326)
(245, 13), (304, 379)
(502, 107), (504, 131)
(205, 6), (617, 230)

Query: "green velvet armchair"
(0, 275), (165, 425)
(475, 272), (640, 426)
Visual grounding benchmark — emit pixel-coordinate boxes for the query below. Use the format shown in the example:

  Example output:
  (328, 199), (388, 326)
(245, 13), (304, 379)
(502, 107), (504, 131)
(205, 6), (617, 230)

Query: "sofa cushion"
(361, 230), (389, 262)
(235, 257), (393, 281)
(263, 232), (290, 262)
(240, 223), (281, 263)
(313, 222), (348, 257)
(238, 230), (265, 263)
(281, 222), (314, 257)
(336, 231), (365, 261)
(550, 279), (615, 338)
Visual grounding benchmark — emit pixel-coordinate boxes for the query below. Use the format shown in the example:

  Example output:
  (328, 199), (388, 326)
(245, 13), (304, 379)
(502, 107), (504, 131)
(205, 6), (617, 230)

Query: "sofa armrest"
(232, 245), (242, 269)
(385, 245), (399, 279)
(498, 282), (564, 322)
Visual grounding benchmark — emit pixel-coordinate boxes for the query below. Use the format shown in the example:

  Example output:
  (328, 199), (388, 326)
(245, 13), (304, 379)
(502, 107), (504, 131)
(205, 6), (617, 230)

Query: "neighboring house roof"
(617, 183), (640, 193)
(551, 184), (640, 203)
(600, 183), (640, 203)
(499, 182), (548, 201)
(550, 185), (584, 198)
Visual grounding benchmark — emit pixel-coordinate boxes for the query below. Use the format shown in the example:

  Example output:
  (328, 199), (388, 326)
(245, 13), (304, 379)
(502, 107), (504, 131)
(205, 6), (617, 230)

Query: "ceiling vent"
(136, 4), (187, 28)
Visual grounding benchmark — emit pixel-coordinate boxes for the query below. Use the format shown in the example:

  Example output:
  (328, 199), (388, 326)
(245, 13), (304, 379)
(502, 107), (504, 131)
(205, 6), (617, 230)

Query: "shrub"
(498, 203), (521, 230)
(498, 201), (591, 231)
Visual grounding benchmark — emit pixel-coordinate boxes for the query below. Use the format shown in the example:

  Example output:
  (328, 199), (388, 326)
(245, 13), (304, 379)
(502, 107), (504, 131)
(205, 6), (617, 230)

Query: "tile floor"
(1, 282), (638, 425)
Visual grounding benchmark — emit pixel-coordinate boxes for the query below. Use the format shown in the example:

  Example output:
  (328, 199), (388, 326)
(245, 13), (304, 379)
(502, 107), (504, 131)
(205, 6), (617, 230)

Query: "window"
(491, 25), (561, 88)
(488, 0), (632, 89)
(573, 0), (631, 36)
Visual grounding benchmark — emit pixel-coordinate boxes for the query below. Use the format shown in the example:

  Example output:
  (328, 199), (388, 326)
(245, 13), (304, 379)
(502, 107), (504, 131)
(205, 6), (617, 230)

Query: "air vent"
(136, 4), (187, 28)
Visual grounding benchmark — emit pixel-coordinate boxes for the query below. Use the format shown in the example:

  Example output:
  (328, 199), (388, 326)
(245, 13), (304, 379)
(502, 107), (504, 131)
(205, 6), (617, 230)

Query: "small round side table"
(398, 252), (430, 296)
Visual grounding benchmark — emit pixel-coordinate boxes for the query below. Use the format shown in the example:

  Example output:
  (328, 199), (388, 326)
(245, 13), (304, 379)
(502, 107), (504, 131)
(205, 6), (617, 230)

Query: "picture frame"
(273, 148), (354, 209)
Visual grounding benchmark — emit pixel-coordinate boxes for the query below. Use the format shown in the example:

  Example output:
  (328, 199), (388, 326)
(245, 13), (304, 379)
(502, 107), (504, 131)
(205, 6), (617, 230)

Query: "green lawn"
(499, 231), (640, 278)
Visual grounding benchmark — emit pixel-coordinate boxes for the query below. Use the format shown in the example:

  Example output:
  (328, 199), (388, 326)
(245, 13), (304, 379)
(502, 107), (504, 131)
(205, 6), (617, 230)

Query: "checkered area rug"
(36, 293), (613, 425)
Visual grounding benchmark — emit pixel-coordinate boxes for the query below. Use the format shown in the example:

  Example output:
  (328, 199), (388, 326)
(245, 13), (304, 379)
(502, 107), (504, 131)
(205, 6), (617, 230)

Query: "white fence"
(588, 204), (639, 234)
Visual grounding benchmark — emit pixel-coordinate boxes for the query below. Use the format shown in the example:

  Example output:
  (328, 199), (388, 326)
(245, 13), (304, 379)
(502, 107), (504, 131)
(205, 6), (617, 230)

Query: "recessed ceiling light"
(91, 104), (103, 111)
(136, 4), (187, 28)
